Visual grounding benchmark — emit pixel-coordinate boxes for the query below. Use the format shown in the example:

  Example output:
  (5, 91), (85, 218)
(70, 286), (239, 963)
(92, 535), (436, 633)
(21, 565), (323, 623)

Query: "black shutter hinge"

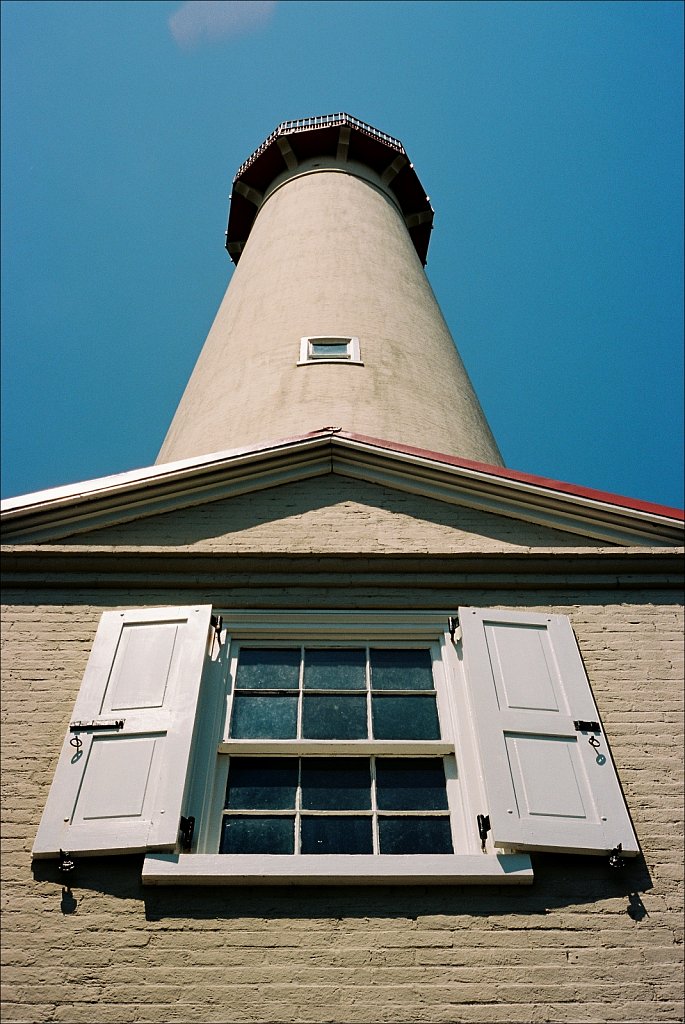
(574, 720), (601, 734)
(448, 615), (462, 643)
(477, 814), (491, 852)
(179, 815), (195, 852)
(69, 720), (124, 733)
(609, 843), (625, 869)
(210, 614), (223, 647)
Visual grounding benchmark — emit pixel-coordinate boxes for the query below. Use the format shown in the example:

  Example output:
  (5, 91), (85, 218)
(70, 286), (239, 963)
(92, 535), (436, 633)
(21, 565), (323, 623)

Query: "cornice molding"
(1, 431), (682, 546)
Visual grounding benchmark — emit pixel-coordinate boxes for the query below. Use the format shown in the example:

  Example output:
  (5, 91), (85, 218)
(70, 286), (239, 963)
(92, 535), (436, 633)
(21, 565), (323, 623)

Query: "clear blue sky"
(2, 1), (683, 507)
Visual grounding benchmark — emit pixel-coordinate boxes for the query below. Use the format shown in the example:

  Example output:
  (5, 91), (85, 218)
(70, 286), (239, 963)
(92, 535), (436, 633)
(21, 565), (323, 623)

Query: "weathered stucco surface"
(157, 168), (502, 467)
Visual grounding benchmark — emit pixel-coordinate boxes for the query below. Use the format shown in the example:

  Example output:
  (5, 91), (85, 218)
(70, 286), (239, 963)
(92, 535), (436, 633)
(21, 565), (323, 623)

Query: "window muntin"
(217, 642), (456, 856)
(220, 755), (454, 855)
(227, 646), (442, 741)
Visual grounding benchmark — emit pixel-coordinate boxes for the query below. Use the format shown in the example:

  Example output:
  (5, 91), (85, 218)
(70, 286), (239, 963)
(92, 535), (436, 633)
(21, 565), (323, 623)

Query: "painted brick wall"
(46, 477), (610, 552)
(2, 588), (682, 1024)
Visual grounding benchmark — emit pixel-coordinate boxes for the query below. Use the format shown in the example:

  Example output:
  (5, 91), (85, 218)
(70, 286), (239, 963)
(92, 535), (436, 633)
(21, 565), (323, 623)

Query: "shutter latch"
(477, 814), (491, 852)
(179, 815), (195, 852)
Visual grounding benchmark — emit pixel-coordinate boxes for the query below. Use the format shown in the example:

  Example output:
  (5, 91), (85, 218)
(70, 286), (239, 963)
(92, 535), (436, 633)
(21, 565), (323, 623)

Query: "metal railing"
(234, 112), (405, 179)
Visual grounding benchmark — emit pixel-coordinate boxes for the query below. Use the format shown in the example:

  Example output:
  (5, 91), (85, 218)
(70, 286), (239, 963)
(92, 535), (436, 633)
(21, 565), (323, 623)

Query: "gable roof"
(1, 428), (683, 546)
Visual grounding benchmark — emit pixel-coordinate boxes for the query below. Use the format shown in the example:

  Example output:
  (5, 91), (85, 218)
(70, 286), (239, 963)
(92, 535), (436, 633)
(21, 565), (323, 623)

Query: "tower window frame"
(298, 336), (362, 365)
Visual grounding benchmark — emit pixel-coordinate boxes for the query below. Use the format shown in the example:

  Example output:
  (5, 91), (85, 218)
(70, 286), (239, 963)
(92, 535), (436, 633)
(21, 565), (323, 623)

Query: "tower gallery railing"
(234, 113), (405, 180)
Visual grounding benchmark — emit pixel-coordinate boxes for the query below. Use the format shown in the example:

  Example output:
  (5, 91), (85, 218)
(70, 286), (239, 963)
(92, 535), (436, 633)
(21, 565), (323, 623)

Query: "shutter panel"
(460, 607), (639, 856)
(33, 605), (213, 858)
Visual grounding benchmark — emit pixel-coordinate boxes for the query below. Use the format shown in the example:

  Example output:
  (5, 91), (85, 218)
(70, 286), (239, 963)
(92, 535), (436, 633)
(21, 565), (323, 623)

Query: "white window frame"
(143, 610), (533, 885)
(297, 335), (362, 365)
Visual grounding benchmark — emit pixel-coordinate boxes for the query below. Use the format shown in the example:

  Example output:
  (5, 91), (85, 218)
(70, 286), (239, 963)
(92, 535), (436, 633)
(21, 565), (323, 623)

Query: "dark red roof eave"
(326, 429), (685, 521)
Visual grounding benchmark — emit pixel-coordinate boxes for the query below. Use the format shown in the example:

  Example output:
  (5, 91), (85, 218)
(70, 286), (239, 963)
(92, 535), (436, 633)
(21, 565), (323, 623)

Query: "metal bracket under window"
(477, 813), (491, 852)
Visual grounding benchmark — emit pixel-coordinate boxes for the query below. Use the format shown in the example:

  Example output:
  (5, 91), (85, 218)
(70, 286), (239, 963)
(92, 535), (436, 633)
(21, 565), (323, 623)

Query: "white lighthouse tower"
(157, 113), (503, 467)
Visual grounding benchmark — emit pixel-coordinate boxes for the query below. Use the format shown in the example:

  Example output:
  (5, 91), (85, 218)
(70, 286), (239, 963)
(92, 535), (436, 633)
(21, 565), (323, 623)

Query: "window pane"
(230, 694), (298, 738)
(370, 649), (434, 690)
(378, 817), (453, 855)
(302, 695), (368, 739)
(220, 815), (295, 854)
(225, 758), (298, 810)
(301, 758), (371, 810)
(310, 342), (349, 358)
(371, 695), (440, 739)
(376, 758), (449, 810)
(304, 649), (366, 690)
(235, 648), (300, 690)
(301, 816), (373, 854)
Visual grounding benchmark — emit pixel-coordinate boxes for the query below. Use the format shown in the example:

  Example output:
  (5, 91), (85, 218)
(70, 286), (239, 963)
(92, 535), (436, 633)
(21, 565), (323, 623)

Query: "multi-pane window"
(228, 647), (441, 741)
(219, 645), (454, 855)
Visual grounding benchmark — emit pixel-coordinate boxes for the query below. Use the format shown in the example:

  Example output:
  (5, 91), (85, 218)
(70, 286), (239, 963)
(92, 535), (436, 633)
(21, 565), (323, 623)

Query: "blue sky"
(2, 0), (683, 507)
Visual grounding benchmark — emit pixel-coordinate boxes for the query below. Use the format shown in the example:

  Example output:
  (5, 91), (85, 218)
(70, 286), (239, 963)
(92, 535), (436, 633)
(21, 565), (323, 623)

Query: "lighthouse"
(2, 113), (683, 1024)
(157, 113), (503, 467)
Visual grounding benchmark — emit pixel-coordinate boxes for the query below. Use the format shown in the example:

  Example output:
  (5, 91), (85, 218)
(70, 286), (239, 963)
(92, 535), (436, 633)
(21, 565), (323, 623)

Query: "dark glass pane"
(302, 695), (367, 739)
(304, 649), (366, 690)
(370, 649), (434, 691)
(236, 648), (300, 689)
(301, 816), (373, 854)
(225, 758), (298, 810)
(230, 694), (298, 738)
(301, 758), (371, 810)
(220, 815), (295, 854)
(376, 758), (448, 810)
(379, 816), (453, 854)
(371, 695), (440, 739)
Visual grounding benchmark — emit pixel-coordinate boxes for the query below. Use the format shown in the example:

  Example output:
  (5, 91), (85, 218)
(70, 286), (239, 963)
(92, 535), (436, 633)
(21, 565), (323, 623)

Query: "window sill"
(296, 359), (364, 366)
(142, 852), (533, 886)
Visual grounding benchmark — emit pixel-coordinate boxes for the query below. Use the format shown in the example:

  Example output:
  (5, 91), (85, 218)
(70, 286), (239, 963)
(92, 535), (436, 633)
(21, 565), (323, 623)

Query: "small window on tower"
(299, 336), (362, 365)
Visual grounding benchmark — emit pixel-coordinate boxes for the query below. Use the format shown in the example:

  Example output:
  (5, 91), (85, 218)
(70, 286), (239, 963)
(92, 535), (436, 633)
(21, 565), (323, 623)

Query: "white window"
(32, 607), (639, 886)
(298, 336), (362, 364)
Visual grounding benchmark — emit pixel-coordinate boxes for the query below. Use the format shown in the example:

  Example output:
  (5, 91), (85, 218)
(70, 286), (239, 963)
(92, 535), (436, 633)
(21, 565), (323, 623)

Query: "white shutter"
(33, 605), (213, 858)
(460, 607), (639, 856)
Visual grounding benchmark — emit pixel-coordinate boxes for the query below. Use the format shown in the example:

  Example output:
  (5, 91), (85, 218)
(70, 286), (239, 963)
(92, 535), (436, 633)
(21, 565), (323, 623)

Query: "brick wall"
(44, 477), (610, 552)
(2, 588), (682, 1023)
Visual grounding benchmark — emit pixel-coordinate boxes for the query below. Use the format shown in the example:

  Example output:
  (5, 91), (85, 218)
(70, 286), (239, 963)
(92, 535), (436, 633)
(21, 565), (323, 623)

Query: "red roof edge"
(333, 430), (685, 521)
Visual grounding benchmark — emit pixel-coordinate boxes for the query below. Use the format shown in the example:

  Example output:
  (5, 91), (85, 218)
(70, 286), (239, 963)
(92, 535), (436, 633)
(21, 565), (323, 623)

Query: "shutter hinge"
(448, 615), (462, 643)
(574, 720), (601, 733)
(179, 815), (195, 852)
(210, 614), (223, 647)
(69, 719), (124, 733)
(477, 813), (491, 852)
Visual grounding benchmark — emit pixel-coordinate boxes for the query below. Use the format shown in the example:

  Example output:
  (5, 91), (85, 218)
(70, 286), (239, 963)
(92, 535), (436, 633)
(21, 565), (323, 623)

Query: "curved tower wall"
(157, 129), (503, 467)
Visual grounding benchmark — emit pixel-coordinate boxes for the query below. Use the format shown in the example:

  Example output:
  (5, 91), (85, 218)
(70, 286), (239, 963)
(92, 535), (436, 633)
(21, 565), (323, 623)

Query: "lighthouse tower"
(157, 114), (503, 467)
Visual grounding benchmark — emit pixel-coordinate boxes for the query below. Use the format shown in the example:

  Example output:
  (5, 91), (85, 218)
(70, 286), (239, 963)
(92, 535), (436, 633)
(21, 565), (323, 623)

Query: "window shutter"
(460, 607), (639, 857)
(33, 605), (213, 858)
